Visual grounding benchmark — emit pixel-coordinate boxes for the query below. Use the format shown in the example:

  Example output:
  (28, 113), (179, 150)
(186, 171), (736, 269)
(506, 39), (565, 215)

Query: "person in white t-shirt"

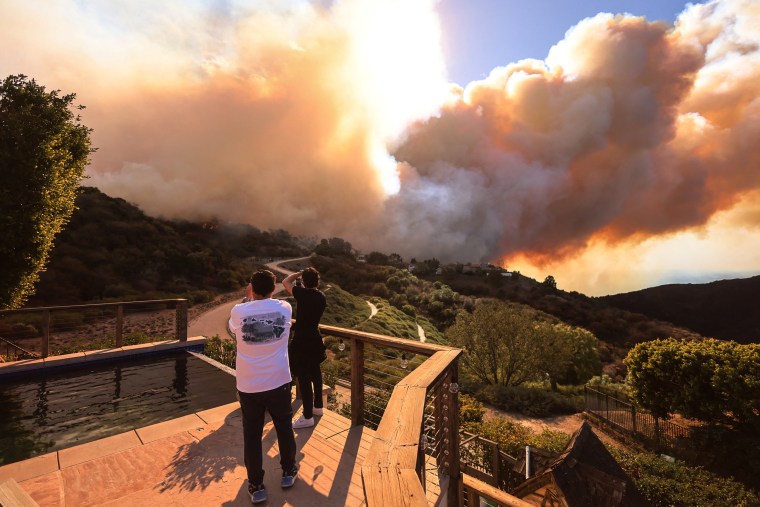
(229, 270), (297, 504)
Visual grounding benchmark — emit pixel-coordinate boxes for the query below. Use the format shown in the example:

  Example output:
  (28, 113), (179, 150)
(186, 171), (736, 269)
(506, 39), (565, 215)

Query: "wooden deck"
(0, 402), (374, 506)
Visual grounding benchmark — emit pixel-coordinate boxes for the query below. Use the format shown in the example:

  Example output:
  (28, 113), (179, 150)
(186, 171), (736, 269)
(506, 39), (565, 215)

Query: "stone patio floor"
(0, 402), (374, 506)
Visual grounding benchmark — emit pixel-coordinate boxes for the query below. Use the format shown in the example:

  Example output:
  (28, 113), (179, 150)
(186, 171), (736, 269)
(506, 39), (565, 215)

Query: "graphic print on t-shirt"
(241, 312), (288, 343)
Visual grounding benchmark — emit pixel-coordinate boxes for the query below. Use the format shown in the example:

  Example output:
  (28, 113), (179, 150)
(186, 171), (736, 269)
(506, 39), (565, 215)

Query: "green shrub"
(462, 417), (570, 457)
(688, 425), (760, 491)
(204, 335), (236, 368)
(459, 394), (485, 424)
(476, 384), (580, 417)
(610, 447), (760, 507)
(529, 428), (572, 454)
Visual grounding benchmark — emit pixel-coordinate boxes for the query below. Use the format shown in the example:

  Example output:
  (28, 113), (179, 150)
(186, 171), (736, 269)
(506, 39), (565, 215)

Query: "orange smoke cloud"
(1, 0), (448, 238)
(1, 0), (759, 294)
(391, 0), (760, 269)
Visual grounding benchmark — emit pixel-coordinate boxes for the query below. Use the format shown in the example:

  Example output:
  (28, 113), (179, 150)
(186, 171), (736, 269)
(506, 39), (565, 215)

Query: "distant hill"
(433, 271), (703, 352)
(29, 187), (308, 306)
(307, 254), (703, 376)
(600, 276), (760, 343)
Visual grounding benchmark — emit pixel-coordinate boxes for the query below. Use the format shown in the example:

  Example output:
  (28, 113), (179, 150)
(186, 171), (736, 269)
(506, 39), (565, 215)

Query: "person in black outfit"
(283, 267), (327, 428)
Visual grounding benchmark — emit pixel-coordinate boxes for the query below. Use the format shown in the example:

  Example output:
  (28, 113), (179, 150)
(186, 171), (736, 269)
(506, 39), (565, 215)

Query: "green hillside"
(29, 187), (308, 306)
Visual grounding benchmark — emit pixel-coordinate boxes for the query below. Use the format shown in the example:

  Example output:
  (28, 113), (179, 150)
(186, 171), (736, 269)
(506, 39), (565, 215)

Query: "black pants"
(295, 361), (323, 419)
(238, 383), (297, 485)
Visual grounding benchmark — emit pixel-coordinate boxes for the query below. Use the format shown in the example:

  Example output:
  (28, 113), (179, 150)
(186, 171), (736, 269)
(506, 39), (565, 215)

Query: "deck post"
(115, 304), (124, 347)
(41, 310), (50, 358)
(350, 338), (364, 426)
(175, 299), (188, 341)
(446, 361), (461, 507)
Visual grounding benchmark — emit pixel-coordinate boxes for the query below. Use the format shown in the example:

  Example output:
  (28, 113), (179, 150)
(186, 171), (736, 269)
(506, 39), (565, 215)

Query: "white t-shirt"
(229, 298), (292, 393)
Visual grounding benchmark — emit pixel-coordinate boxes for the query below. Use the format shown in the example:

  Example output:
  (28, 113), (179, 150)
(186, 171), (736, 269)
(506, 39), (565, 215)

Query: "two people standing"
(228, 267), (326, 504)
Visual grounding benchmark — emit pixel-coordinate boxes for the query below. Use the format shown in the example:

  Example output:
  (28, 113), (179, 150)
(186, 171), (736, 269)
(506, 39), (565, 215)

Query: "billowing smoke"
(391, 0), (760, 266)
(2, 0), (759, 294)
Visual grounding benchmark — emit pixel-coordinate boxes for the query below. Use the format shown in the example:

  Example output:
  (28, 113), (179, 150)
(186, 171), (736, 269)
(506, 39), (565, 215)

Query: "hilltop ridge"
(601, 276), (760, 343)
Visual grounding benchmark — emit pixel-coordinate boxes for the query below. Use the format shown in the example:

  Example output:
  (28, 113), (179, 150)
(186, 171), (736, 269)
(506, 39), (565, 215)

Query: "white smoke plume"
(1, 0), (759, 294)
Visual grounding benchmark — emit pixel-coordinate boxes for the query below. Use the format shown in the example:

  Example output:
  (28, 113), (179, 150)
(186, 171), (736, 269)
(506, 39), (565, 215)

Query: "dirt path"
(189, 256), (314, 340)
(482, 404), (626, 449)
(188, 296), (240, 339)
(417, 324), (426, 343)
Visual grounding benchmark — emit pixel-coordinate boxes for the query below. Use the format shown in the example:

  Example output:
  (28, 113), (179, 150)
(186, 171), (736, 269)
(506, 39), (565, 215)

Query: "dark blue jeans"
(239, 383), (297, 485)
(295, 361), (323, 419)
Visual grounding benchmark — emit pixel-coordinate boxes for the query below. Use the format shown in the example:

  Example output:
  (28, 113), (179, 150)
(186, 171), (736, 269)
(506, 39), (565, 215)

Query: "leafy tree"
(365, 251), (389, 265)
(447, 299), (542, 386)
(459, 394), (485, 424)
(543, 275), (557, 289)
(414, 258), (440, 275)
(537, 322), (601, 390)
(387, 253), (403, 266)
(625, 338), (760, 429)
(0, 75), (92, 308)
(313, 237), (354, 258)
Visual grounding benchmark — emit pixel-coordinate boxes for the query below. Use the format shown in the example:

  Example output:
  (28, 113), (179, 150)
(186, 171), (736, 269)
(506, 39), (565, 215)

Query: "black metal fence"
(584, 385), (691, 451)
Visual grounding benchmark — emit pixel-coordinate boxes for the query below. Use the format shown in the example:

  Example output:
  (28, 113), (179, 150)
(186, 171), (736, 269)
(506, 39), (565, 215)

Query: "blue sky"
(437, 0), (707, 85)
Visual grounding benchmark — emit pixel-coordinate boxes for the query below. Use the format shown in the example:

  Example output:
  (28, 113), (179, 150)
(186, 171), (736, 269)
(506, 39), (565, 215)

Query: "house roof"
(516, 422), (649, 507)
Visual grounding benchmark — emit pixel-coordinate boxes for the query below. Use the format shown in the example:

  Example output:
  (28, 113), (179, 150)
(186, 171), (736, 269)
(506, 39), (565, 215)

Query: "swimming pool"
(0, 349), (237, 466)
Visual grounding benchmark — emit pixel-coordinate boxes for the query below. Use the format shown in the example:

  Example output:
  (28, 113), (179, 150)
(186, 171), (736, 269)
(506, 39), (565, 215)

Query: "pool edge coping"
(0, 400), (242, 484)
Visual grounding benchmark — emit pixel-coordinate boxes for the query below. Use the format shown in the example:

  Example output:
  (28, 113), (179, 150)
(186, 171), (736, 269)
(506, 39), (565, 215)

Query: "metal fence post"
(115, 305), (124, 347)
(631, 403), (637, 435)
(41, 310), (50, 358)
(605, 393), (610, 421)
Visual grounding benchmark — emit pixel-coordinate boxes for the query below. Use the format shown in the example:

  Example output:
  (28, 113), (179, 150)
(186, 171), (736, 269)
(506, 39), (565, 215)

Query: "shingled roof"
(513, 422), (649, 507)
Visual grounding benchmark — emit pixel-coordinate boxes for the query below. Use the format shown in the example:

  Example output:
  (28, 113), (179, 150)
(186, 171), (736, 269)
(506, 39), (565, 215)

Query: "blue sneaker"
(281, 467), (298, 489)
(248, 482), (267, 504)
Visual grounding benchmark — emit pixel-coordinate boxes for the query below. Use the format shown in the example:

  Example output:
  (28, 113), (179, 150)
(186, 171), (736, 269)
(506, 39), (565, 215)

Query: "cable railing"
(318, 324), (462, 506)
(0, 299), (189, 358)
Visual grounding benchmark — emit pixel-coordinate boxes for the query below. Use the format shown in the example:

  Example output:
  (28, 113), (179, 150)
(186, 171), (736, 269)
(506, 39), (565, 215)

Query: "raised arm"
(282, 271), (302, 296)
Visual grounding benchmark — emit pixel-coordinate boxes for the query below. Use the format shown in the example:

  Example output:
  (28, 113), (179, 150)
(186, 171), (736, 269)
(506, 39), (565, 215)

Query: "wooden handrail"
(462, 474), (532, 507)
(319, 324), (455, 355)
(361, 348), (462, 506)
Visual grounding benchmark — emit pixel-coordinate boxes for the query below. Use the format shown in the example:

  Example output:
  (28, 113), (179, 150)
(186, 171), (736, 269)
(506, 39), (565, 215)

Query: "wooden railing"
(461, 475), (532, 507)
(459, 431), (523, 493)
(317, 325), (462, 506)
(0, 299), (188, 358)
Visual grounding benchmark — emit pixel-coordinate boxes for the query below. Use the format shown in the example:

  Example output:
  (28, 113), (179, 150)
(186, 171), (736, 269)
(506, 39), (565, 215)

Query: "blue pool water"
(0, 350), (237, 466)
